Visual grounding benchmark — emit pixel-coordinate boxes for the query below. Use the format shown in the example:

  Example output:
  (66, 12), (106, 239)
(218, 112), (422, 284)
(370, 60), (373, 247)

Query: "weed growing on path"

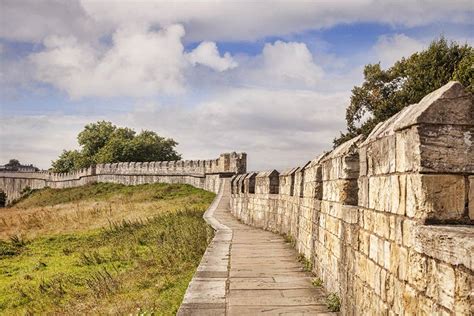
(327, 292), (341, 312)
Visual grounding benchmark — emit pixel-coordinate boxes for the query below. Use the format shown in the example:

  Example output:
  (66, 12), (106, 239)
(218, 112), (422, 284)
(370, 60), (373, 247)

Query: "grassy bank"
(0, 183), (215, 315)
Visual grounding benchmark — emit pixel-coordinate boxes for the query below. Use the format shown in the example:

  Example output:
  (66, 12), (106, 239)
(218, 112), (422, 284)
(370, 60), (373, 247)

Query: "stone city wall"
(0, 152), (246, 203)
(230, 82), (473, 315)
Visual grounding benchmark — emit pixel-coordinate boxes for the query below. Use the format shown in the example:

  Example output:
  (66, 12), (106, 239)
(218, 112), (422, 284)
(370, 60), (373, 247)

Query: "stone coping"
(177, 179), (232, 315)
(414, 225), (474, 271)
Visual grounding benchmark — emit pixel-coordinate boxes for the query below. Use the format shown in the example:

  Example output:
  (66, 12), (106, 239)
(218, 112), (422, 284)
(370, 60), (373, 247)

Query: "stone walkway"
(179, 180), (335, 315)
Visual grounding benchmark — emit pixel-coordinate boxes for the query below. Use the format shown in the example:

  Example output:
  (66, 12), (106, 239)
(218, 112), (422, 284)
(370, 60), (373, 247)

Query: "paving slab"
(228, 305), (334, 315)
(178, 179), (336, 315)
(229, 276), (316, 290)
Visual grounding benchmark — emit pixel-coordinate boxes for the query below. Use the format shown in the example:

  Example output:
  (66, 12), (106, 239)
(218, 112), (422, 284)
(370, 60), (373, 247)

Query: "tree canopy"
(51, 121), (181, 173)
(334, 37), (473, 147)
(5, 159), (21, 167)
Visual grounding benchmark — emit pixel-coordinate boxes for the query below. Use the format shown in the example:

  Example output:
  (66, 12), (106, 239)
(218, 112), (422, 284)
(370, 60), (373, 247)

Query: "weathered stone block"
(363, 209), (374, 232)
(469, 176), (474, 220)
(407, 250), (428, 292)
(358, 176), (369, 208)
(279, 167), (298, 196)
(402, 219), (415, 248)
(406, 174), (466, 222)
(367, 258), (376, 289)
(374, 212), (390, 240)
(418, 124), (474, 173)
(398, 246), (408, 281)
(359, 229), (370, 256)
(341, 205), (359, 224)
(414, 225), (474, 271)
(377, 237), (385, 266)
(368, 175), (403, 214)
(383, 241), (391, 270)
(369, 234), (378, 261)
(321, 135), (362, 181)
(395, 175), (406, 215)
(454, 268), (473, 315)
(436, 263), (455, 310)
(402, 284), (419, 315)
(255, 170), (280, 194)
(366, 134), (396, 176)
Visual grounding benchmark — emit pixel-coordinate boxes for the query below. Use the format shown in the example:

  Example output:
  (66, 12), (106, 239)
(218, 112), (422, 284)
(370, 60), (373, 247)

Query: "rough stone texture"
(414, 225), (474, 271)
(469, 176), (474, 220)
(255, 170), (280, 194)
(230, 82), (474, 315)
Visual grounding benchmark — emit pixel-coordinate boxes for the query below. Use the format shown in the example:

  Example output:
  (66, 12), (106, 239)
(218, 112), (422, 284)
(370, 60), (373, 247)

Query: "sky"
(0, 0), (473, 171)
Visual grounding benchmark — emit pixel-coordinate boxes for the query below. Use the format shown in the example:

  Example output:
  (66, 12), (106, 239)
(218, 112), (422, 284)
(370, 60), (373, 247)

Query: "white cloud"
(0, 87), (349, 171)
(29, 24), (187, 98)
(2, 1), (473, 43)
(0, 0), (103, 43)
(245, 41), (324, 88)
(373, 34), (425, 68)
(186, 40), (325, 91)
(121, 88), (349, 170)
(79, 0), (474, 42)
(28, 25), (239, 99)
(186, 41), (237, 72)
(0, 115), (94, 169)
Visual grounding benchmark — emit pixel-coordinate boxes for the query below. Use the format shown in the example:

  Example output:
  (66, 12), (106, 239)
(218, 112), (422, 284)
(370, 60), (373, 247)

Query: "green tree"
(52, 122), (181, 173)
(334, 37), (473, 147)
(94, 130), (180, 164)
(5, 159), (21, 167)
(78, 121), (117, 156)
(51, 150), (92, 173)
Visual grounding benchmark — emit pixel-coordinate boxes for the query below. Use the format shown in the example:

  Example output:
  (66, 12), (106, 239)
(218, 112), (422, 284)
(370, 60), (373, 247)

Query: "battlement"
(0, 152), (246, 202)
(230, 82), (473, 315)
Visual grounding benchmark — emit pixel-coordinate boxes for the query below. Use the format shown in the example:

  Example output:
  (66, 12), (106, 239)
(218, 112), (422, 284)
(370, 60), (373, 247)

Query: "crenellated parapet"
(230, 82), (473, 315)
(0, 152), (246, 203)
(92, 153), (243, 176)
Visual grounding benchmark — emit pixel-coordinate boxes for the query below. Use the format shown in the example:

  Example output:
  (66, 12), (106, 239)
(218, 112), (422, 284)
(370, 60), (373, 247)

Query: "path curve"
(178, 179), (336, 315)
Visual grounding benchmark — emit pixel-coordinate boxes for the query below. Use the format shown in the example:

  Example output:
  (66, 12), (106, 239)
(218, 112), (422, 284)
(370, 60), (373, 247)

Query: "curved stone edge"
(177, 179), (232, 315)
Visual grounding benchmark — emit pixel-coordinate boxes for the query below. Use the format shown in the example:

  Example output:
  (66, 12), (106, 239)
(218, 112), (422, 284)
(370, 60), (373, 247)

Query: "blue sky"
(1, 1), (473, 170)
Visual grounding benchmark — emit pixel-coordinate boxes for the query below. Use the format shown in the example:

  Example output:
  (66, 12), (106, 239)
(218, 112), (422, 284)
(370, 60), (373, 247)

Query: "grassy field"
(0, 182), (215, 315)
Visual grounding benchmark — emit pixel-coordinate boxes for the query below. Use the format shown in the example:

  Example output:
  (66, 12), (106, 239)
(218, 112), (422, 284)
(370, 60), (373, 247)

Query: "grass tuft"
(282, 233), (296, 248)
(326, 292), (341, 312)
(297, 254), (313, 272)
(312, 277), (323, 287)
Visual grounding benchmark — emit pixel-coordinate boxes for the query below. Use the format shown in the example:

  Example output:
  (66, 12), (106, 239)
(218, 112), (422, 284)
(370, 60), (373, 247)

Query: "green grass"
(311, 277), (323, 287)
(297, 254), (314, 272)
(0, 183), (215, 315)
(12, 182), (209, 208)
(282, 233), (296, 248)
(326, 292), (341, 312)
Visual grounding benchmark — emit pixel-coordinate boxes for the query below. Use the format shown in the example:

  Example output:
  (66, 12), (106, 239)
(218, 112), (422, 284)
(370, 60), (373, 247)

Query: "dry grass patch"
(0, 182), (213, 239)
